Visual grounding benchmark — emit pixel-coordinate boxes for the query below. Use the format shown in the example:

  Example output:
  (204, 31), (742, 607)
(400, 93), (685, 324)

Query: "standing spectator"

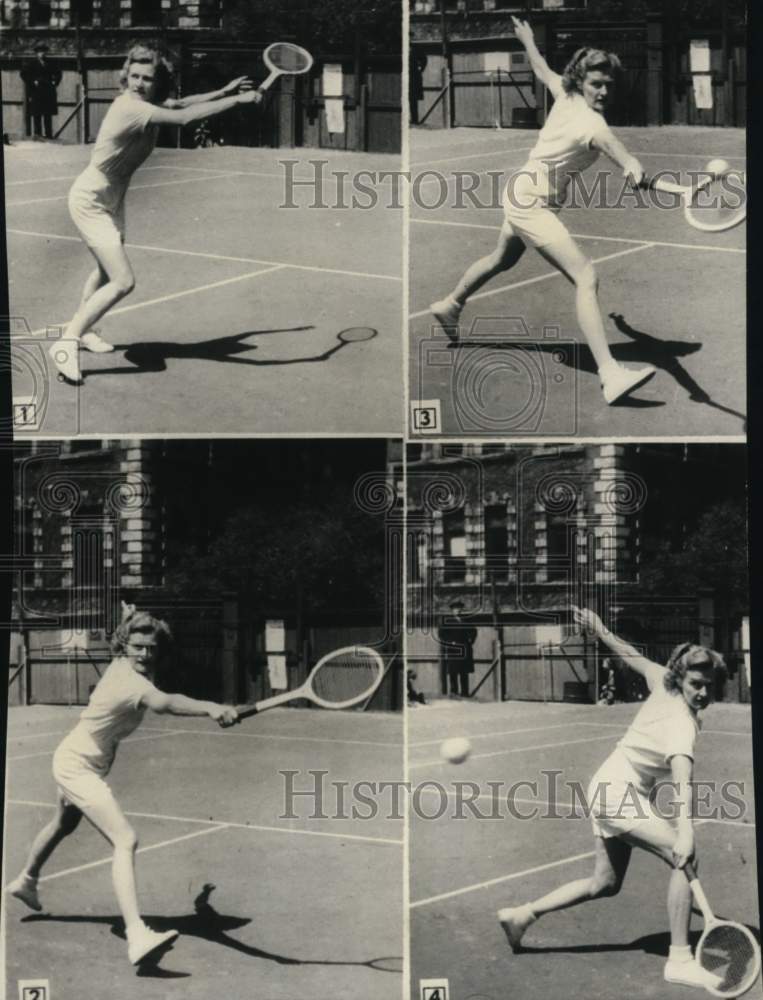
(438, 599), (477, 698)
(21, 43), (62, 139)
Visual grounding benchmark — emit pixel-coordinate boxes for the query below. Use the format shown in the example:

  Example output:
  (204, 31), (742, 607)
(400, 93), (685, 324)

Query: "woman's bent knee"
(114, 275), (135, 297)
(590, 874), (621, 898)
(113, 824), (138, 852)
(575, 261), (598, 292)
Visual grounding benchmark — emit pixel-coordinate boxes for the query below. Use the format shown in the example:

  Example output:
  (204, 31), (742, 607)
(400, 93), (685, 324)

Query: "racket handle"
(683, 860), (698, 882)
(235, 703), (258, 721)
(257, 69), (279, 93)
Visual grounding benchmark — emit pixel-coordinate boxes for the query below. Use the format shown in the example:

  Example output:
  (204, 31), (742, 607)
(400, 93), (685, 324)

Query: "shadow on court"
(23, 883), (402, 978)
(445, 318), (745, 425)
(81, 327), (378, 376)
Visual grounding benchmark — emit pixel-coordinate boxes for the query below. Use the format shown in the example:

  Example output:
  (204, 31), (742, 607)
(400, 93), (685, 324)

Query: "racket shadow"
(609, 313), (745, 425)
(517, 923), (760, 958)
(81, 327), (377, 377)
(80, 327), (315, 376)
(22, 882), (401, 977)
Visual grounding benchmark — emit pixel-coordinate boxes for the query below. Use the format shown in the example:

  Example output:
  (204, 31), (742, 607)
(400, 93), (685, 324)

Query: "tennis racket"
(684, 861), (761, 997)
(649, 162), (746, 233)
(235, 645), (385, 719)
(257, 42), (314, 94)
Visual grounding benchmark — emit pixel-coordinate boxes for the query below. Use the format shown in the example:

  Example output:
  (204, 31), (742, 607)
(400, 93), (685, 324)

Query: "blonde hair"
(119, 45), (174, 104)
(561, 47), (621, 96)
(663, 642), (724, 694)
(111, 602), (173, 657)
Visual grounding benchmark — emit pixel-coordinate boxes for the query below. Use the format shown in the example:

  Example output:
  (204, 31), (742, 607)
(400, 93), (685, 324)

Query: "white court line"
(40, 825), (230, 883)
(409, 721), (588, 747)
(7, 730), (182, 761)
(410, 850), (595, 909)
(5, 172), (236, 207)
(414, 788), (757, 829)
(411, 216), (745, 254)
(410, 815), (754, 909)
(409, 242), (653, 320)
(409, 733), (618, 770)
(6, 724), (180, 742)
(411, 146), (745, 168)
(147, 164), (286, 179)
(6, 729), (70, 742)
(578, 722), (751, 737)
(8, 228), (402, 282)
(411, 146), (534, 167)
(22, 266), (285, 337)
(173, 728), (402, 749)
(4, 165), (282, 186)
(8, 799), (403, 847)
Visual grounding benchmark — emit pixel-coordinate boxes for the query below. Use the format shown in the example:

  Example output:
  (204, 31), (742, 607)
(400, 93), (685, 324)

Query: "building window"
(442, 508), (466, 583)
(71, 0), (94, 24)
(546, 513), (570, 583)
(132, 0), (162, 26)
(484, 503), (509, 580)
(28, 0), (51, 25)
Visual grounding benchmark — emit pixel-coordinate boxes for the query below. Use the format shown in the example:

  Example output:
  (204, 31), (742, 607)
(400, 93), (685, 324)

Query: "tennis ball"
(440, 737), (472, 765)
(706, 158), (730, 177)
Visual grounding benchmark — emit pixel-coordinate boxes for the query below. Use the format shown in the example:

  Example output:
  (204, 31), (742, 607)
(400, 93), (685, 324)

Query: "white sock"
(668, 944), (692, 963)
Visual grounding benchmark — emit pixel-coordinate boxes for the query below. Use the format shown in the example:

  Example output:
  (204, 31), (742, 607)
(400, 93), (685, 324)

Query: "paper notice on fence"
(693, 74), (713, 110)
(690, 38), (711, 72)
(267, 654), (288, 690)
(483, 51), (510, 74)
(323, 63), (345, 134)
(265, 618), (285, 652)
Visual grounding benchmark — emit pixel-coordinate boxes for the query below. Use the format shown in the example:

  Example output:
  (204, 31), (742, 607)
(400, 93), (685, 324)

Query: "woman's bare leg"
(51, 243), (134, 382)
(431, 225), (526, 336)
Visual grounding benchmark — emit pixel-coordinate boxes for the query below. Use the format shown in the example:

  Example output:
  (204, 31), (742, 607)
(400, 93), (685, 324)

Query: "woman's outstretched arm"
(166, 76), (252, 109)
(572, 606), (665, 690)
(148, 88), (260, 127)
(142, 688), (238, 726)
(511, 17), (563, 97)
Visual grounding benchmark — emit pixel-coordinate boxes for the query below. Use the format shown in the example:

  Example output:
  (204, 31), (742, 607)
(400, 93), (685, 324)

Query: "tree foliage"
(639, 498), (748, 614)
(222, 0), (402, 55)
(164, 488), (388, 615)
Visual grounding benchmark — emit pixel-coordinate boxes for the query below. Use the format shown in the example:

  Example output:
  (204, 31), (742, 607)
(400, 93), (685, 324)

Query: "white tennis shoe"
(599, 362), (656, 404)
(48, 340), (82, 384)
(7, 873), (42, 912)
(497, 904), (536, 952)
(81, 331), (115, 353)
(664, 957), (723, 989)
(126, 924), (179, 965)
(430, 296), (462, 340)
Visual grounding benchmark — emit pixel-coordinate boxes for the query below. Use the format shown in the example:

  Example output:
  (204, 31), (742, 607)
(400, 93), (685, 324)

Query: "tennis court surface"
(409, 126), (746, 439)
(409, 698), (759, 1000)
(5, 705), (403, 1000)
(6, 142), (403, 436)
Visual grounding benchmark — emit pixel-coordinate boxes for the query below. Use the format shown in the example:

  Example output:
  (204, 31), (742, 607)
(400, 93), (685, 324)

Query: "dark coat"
(437, 620), (477, 673)
(21, 58), (62, 115)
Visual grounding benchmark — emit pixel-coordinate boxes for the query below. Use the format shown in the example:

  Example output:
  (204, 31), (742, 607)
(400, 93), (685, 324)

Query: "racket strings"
(267, 43), (311, 73)
(697, 924), (760, 995)
(688, 174), (747, 231)
(310, 651), (382, 705)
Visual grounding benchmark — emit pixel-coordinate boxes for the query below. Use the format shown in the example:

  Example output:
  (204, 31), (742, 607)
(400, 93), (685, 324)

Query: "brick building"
(10, 438), (404, 707)
(406, 442), (748, 702)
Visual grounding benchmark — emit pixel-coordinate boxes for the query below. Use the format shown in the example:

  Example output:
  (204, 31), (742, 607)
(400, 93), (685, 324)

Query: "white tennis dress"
(587, 675), (700, 838)
(52, 656), (159, 811)
(503, 81), (619, 247)
(68, 93), (158, 248)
